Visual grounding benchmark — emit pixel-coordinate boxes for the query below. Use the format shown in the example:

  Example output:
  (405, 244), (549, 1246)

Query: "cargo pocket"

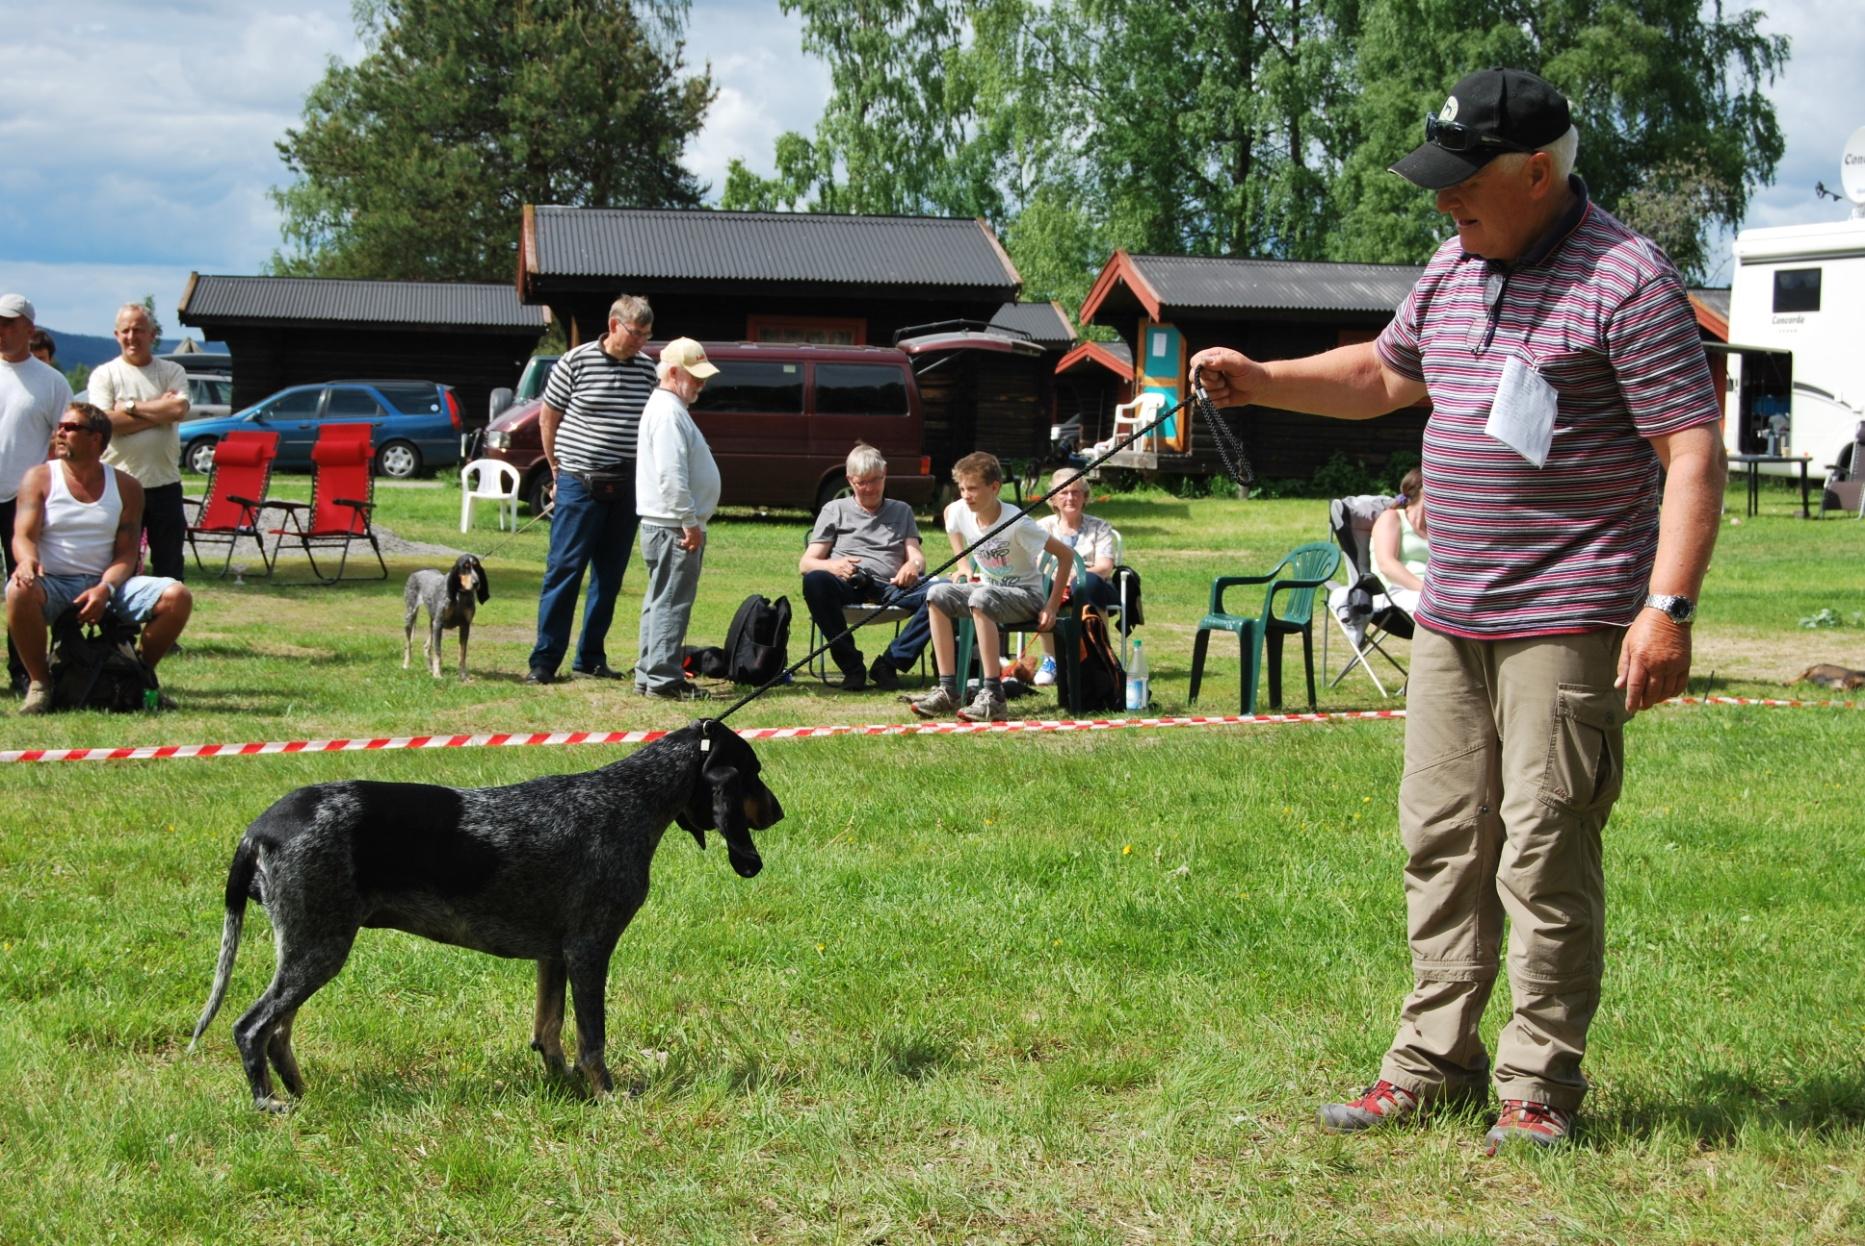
(1538, 683), (1624, 815)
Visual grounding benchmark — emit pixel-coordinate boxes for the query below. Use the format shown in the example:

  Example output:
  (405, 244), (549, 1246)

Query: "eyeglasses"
(56, 422), (93, 434)
(1424, 113), (1534, 154)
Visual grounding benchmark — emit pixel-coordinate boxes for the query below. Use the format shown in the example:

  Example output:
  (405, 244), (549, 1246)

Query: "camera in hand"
(848, 564), (883, 596)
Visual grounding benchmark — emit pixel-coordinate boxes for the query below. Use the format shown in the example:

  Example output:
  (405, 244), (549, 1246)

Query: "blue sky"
(1, 0), (1858, 338)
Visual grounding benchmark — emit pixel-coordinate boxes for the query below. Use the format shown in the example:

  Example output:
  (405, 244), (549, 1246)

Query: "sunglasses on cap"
(1423, 113), (1536, 154)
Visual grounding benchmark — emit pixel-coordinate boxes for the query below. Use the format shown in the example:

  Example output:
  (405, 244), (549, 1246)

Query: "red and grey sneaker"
(1317, 1080), (1420, 1133)
(1484, 1100), (1573, 1153)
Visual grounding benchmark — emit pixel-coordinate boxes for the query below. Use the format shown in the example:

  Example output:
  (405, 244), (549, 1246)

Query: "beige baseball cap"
(659, 337), (719, 378)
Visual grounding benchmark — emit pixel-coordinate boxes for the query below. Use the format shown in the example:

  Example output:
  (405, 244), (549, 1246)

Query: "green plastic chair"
(1188, 541), (1343, 713)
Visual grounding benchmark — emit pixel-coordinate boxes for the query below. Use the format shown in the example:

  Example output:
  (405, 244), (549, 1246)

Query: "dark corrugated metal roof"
(1690, 287), (1730, 321)
(989, 301), (1074, 349)
(531, 207), (1019, 291)
(1131, 254), (1423, 314)
(181, 276), (547, 329)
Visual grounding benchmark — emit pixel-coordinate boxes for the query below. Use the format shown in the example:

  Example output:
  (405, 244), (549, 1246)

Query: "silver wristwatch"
(1643, 593), (1696, 625)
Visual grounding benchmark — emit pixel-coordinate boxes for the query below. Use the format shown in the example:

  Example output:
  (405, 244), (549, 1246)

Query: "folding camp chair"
(1322, 494), (1415, 697)
(1820, 423), (1865, 518)
(1188, 542), (1341, 713)
(805, 602), (929, 687)
(268, 423), (387, 583)
(183, 430), (279, 578)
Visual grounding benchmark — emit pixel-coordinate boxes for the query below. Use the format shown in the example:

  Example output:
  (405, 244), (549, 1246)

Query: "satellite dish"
(1842, 125), (1865, 212)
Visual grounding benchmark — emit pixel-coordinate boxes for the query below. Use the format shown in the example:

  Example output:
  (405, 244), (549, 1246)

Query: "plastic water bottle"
(1124, 638), (1149, 712)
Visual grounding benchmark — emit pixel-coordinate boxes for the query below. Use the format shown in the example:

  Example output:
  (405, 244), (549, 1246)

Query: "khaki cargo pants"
(1379, 625), (1626, 1110)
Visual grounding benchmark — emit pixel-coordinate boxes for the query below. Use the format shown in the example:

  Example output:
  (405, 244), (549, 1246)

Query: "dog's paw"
(253, 1095), (294, 1115)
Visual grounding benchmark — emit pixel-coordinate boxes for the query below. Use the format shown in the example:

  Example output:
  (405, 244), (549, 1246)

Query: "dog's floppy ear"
(687, 720), (761, 877)
(470, 556), (491, 604)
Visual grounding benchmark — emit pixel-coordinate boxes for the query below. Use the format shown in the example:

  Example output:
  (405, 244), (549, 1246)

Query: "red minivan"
(482, 342), (937, 517)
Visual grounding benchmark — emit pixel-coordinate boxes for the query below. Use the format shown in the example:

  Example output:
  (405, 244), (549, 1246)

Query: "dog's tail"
(188, 835), (260, 1052)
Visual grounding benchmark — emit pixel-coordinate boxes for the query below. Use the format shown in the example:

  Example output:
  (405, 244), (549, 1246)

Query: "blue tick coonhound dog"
(403, 555), (489, 681)
(190, 719), (783, 1111)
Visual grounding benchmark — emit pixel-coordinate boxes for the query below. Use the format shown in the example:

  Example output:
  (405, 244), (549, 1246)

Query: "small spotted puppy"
(403, 555), (490, 681)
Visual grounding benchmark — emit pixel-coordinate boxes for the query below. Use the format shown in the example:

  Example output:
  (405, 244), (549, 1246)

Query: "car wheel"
(185, 438), (218, 475)
(377, 440), (422, 479)
(815, 476), (852, 514)
(525, 468), (553, 518)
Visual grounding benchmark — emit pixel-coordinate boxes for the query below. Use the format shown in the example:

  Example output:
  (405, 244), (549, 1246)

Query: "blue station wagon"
(180, 380), (463, 479)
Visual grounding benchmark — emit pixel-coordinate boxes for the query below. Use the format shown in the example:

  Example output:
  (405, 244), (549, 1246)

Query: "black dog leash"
(714, 384), (1251, 723)
(467, 499), (554, 563)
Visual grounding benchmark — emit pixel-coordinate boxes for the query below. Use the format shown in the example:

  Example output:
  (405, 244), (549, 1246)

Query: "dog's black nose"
(730, 849), (762, 878)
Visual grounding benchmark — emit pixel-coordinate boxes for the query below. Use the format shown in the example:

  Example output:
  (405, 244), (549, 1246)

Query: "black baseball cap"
(1389, 68), (1572, 190)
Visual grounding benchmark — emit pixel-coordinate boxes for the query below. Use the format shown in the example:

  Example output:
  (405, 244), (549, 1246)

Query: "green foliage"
(1332, 0), (1789, 278)
(1799, 607), (1865, 630)
(137, 293), (163, 341)
(740, 0), (1787, 299)
(63, 362), (89, 394)
(269, 0), (713, 281)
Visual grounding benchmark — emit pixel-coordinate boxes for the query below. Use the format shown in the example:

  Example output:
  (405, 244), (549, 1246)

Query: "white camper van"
(1725, 127), (1865, 479)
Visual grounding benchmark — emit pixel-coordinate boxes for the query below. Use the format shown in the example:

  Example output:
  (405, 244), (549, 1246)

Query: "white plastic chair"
(459, 458), (522, 533)
(1110, 392), (1166, 453)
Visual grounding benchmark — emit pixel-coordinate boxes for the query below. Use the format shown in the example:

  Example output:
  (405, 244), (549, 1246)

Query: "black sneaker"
(868, 659), (902, 691)
(572, 663), (625, 680)
(523, 668), (555, 686)
(643, 681), (712, 701)
(836, 665), (868, 692)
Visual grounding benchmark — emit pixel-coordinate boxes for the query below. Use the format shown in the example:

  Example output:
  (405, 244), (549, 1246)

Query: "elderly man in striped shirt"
(526, 294), (659, 685)
(1193, 68), (1724, 1153)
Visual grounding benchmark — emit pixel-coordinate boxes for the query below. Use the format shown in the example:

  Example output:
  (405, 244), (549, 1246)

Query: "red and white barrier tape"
(0, 694), (1851, 766)
(1672, 694), (1860, 710)
(0, 709), (1402, 765)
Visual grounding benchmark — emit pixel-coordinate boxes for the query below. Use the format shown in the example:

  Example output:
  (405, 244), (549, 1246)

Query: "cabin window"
(747, 315), (867, 346)
(1772, 268), (1822, 314)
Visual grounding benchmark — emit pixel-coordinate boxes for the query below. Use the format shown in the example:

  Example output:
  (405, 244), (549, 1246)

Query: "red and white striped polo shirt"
(1375, 186), (1721, 639)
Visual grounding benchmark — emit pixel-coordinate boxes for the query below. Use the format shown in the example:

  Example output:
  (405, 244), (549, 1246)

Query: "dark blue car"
(180, 380), (462, 479)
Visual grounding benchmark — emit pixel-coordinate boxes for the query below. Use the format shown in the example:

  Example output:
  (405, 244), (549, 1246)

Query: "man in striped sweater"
(527, 295), (658, 685)
(1193, 68), (1725, 1153)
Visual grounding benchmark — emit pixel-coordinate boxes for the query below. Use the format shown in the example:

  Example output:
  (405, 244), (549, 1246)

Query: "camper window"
(1773, 268), (1823, 314)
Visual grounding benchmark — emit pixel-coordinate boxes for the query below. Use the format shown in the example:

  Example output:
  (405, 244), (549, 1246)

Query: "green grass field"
(1, 478), (1860, 1243)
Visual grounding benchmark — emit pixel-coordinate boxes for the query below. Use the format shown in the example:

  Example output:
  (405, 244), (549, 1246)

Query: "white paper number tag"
(1485, 355), (1559, 468)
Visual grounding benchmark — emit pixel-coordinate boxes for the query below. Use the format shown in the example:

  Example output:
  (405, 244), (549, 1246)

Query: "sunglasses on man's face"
(1424, 113), (1535, 154)
(56, 422), (94, 435)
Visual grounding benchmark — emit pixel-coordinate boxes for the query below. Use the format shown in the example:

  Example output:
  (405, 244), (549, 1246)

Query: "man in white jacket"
(634, 338), (721, 701)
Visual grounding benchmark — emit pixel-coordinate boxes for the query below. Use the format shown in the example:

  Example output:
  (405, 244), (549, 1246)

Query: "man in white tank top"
(4, 402), (193, 714)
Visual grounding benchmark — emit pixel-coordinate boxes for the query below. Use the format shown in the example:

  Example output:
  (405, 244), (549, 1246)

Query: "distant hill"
(38, 328), (226, 371)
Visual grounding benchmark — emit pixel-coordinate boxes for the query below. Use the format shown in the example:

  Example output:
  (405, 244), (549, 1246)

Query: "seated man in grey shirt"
(799, 442), (940, 691)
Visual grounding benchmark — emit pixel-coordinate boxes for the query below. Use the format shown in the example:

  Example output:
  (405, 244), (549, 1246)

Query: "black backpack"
(1054, 604), (1124, 713)
(722, 593), (792, 686)
(49, 615), (160, 713)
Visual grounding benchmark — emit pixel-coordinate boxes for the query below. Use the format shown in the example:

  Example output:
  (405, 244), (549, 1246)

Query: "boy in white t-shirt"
(906, 452), (1071, 722)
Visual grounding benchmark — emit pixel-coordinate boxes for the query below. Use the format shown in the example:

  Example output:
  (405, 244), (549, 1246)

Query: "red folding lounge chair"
(268, 424), (387, 583)
(184, 430), (280, 578)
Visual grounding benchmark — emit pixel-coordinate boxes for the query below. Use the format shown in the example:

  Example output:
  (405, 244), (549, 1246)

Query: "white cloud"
(681, 5), (831, 195)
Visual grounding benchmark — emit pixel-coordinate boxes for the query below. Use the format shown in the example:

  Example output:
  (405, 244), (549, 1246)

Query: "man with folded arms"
(88, 303), (190, 580)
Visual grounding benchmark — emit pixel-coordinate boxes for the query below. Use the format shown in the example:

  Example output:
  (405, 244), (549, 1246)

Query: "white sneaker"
(955, 687), (1007, 722)
(907, 685), (959, 719)
(1033, 656), (1057, 687)
(19, 681), (52, 715)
